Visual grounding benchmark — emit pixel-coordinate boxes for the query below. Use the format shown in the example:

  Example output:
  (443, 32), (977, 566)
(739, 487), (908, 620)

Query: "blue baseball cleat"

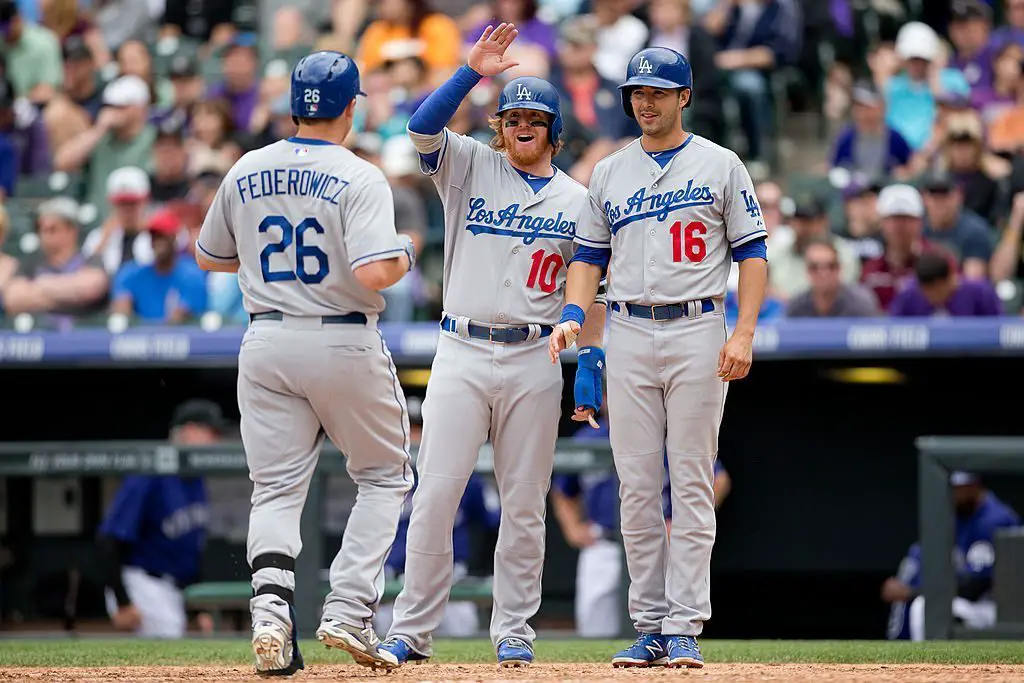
(666, 635), (704, 668)
(496, 637), (534, 667)
(380, 637), (430, 665)
(611, 633), (669, 667)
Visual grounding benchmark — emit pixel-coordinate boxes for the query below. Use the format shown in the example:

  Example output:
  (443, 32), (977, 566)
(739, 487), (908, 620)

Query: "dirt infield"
(3, 663), (1024, 682)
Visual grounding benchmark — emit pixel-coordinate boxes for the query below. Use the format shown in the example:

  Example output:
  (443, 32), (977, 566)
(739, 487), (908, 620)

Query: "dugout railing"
(0, 439), (626, 636)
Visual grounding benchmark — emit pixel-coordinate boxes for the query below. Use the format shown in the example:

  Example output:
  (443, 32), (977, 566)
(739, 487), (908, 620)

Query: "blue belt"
(611, 299), (716, 321)
(440, 315), (552, 344)
(250, 311), (368, 325)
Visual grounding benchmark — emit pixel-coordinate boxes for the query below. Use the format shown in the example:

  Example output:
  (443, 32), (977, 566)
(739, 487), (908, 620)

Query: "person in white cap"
(82, 166), (155, 275)
(883, 21), (971, 152)
(53, 74), (156, 219)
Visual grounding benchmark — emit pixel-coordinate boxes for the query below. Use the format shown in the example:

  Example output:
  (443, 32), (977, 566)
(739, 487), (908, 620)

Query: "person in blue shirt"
(831, 81), (913, 180)
(883, 471), (1021, 640)
(98, 399), (224, 637)
(111, 208), (208, 323)
(551, 402), (731, 637)
(375, 472), (501, 638)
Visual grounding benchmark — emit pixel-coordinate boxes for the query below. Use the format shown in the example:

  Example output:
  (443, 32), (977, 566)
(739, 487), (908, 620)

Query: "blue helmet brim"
(619, 77), (688, 90)
(496, 101), (558, 117)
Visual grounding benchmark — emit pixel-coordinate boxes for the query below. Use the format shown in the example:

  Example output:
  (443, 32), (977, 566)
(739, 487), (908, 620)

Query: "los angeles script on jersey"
(464, 197), (576, 244)
(605, 180), (715, 233)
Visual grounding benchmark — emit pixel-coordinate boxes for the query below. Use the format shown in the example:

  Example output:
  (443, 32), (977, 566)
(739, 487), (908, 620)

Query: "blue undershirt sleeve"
(732, 236), (767, 262)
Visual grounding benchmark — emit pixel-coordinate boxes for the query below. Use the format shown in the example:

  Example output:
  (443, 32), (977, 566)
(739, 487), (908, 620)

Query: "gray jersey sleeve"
(574, 172), (612, 249)
(408, 128), (485, 193)
(343, 175), (404, 269)
(196, 170), (240, 265)
(723, 162), (769, 248)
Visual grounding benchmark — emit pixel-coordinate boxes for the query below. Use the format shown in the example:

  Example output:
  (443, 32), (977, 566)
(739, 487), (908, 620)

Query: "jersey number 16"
(259, 215), (330, 284)
(669, 220), (707, 263)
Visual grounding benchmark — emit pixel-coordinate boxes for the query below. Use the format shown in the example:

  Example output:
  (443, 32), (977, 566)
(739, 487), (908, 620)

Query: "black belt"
(441, 315), (552, 344)
(611, 299), (715, 321)
(250, 311), (368, 325)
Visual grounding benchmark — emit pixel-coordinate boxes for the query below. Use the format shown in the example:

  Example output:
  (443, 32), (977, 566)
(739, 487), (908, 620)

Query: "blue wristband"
(559, 304), (585, 327)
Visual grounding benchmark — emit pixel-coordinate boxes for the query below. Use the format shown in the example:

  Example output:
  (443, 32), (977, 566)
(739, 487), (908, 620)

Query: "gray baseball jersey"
(576, 135), (766, 303)
(197, 139), (407, 317)
(576, 133), (765, 639)
(198, 136), (412, 637)
(408, 128), (588, 324)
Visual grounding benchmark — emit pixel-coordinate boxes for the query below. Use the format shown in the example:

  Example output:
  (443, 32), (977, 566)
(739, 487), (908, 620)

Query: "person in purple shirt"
(466, 0), (558, 62)
(970, 41), (1020, 124)
(949, 0), (996, 91)
(111, 208), (208, 324)
(890, 250), (1002, 316)
(992, 0), (1024, 49)
(205, 32), (260, 132)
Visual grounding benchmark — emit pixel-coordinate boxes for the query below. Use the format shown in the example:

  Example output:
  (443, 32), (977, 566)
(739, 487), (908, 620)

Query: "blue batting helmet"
(619, 47), (693, 120)
(290, 51), (366, 120)
(495, 77), (563, 146)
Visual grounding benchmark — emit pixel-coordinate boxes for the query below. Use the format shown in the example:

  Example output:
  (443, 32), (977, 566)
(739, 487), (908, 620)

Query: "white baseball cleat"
(316, 617), (400, 670)
(252, 621), (292, 674)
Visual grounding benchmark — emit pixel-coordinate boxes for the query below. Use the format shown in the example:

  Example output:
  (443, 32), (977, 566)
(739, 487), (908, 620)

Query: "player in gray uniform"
(378, 24), (606, 668)
(195, 51), (416, 675)
(550, 47), (769, 668)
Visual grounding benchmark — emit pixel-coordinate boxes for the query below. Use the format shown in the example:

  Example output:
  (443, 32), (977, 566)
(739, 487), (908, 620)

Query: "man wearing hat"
(110, 207), (208, 323)
(920, 170), (994, 280)
(949, 0), (996, 90)
(151, 120), (191, 203)
(0, 197), (108, 325)
(861, 183), (936, 310)
(206, 33), (260, 131)
(82, 166), (155, 275)
(882, 471), (1020, 640)
(0, 0), (62, 104)
(831, 81), (912, 180)
(54, 74), (156, 220)
(766, 195), (861, 301)
(97, 399), (225, 638)
(41, 35), (102, 162)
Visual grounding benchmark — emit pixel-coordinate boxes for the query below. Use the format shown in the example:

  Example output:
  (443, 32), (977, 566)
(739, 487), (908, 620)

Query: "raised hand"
(468, 23), (520, 77)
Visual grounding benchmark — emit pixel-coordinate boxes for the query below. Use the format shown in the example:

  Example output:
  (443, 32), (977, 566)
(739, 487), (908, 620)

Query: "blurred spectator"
(991, 0), (1024, 50)
(921, 171), (995, 279)
(645, 0), (724, 142)
(354, 66), (411, 141)
(161, 0), (239, 44)
(861, 184), (934, 310)
(378, 135), (426, 322)
(0, 197), (108, 324)
(0, 76), (50, 196)
(97, 399), (219, 638)
(207, 270), (246, 324)
(466, 0), (558, 77)
(890, 250), (1002, 317)
(0, 0), (63, 104)
(704, 0), (800, 163)
(0, 203), (19, 301)
(41, 0), (110, 65)
(246, 58), (293, 135)
(949, 0), (995, 92)
(83, 166), (153, 274)
(117, 39), (174, 109)
(206, 32), (260, 132)
(987, 62), (1024, 154)
(250, 93), (298, 148)
(970, 41), (1019, 124)
(590, 0), (649, 83)
(151, 120), (191, 203)
(271, 6), (313, 60)
(785, 238), (880, 318)
(357, 0), (462, 84)
(755, 179), (787, 237)
(111, 208), (207, 324)
(883, 22), (971, 152)
(188, 99), (239, 177)
(55, 74), (156, 220)
(379, 43), (433, 117)
(992, 192), (1024, 282)
(934, 111), (1009, 227)
(153, 54), (204, 133)
(42, 35), (101, 157)
(835, 178), (884, 262)
(766, 195), (860, 301)
(93, 0), (158, 54)
(830, 81), (913, 181)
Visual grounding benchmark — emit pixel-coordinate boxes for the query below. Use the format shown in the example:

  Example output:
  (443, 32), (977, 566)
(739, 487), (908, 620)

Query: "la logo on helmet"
(516, 84), (532, 100)
(637, 57), (653, 74)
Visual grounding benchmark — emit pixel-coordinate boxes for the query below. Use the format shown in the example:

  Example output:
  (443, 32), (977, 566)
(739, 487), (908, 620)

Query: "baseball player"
(97, 399), (221, 638)
(194, 51), (416, 674)
(550, 46), (768, 668)
(379, 23), (606, 668)
(883, 471), (1020, 641)
(376, 473), (501, 637)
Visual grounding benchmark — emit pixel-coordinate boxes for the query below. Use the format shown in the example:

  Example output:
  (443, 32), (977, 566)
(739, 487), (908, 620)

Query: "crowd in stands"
(0, 0), (1023, 328)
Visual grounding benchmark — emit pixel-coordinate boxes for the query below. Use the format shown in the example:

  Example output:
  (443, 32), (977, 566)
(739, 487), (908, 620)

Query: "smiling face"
(629, 86), (687, 138)
(498, 108), (554, 167)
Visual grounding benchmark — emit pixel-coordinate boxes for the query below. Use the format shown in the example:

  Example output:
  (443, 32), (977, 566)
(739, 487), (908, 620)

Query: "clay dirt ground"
(3, 663), (1024, 683)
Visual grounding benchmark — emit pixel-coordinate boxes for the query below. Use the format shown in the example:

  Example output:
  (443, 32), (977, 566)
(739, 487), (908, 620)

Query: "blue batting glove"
(574, 346), (605, 414)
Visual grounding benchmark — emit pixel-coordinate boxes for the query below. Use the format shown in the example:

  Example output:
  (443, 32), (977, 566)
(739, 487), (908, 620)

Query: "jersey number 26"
(260, 215), (330, 284)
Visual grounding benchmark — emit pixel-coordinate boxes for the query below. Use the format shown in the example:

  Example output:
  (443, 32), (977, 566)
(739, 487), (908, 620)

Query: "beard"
(505, 136), (550, 167)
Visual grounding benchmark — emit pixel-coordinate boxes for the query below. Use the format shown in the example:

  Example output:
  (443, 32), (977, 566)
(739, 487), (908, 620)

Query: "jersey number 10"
(259, 215), (330, 284)
(527, 249), (565, 293)
(670, 220), (707, 263)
